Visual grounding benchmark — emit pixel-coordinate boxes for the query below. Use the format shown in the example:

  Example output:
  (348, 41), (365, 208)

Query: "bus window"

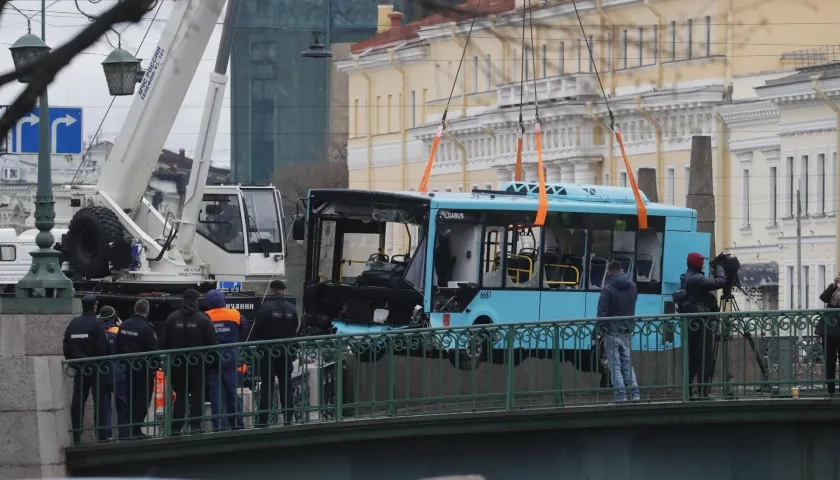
(317, 219), (336, 281)
(505, 225), (541, 288)
(432, 222), (481, 288)
(481, 226), (505, 288)
(543, 224), (586, 290)
(636, 229), (663, 286)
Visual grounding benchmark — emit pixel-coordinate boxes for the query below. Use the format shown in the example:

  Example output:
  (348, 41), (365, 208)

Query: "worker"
(98, 305), (123, 440)
(63, 295), (111, 443)
(162, 289), (218, 435)
(204, 289), (248, 431)
(250, 280), (300, 427)
(114, 299), (159, 440)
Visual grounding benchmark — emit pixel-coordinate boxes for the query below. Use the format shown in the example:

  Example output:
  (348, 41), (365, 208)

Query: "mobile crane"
(0, 0), (287, 325)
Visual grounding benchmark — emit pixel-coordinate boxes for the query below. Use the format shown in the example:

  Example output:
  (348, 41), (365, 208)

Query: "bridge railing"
(63, 309), (837, 444)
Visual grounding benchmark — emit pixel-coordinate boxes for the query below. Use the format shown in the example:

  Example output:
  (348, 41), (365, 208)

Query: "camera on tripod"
(711, 252), (741, 297)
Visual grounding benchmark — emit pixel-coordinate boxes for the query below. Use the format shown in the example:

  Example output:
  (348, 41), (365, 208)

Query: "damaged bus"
(293, 181), (710, 368)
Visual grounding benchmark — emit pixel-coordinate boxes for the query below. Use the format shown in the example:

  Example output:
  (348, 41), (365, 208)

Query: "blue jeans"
(604, 333), (640, 402)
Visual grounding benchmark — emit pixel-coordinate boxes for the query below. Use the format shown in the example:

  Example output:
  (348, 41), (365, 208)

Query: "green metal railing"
(63, 309), (838, 445)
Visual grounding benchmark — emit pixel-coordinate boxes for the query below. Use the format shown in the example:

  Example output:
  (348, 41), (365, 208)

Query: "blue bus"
(293, 181), (710, 368)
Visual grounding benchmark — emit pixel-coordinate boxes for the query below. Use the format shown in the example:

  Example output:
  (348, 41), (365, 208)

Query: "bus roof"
(309, 181), (696, 218)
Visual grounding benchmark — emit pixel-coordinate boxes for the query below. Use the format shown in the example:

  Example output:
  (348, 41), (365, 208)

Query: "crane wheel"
(65, 206), (125, 279)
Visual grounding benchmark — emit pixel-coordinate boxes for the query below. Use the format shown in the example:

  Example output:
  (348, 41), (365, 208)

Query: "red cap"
(687, 252), (705, 270)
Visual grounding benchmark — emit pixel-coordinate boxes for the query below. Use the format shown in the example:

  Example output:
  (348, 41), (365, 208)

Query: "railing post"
(681, 315), (690, 402)
(334, 337), (343, 422)
(163, 353), (172, 437)
(387, 334), (396, 417)
(504, 327), (516, 411)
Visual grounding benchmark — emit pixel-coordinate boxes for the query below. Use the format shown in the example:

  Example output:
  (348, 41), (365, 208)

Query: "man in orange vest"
(205, 289), (248, 431)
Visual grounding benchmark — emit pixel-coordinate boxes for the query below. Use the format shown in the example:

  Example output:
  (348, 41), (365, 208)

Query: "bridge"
(63, 310), (840, 479)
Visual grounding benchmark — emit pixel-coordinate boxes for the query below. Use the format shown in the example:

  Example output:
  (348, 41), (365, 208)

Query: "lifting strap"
(534, 121), (548, 226)
(526, 0), (548, 226)
(514, 124), (524, 181)
(418, 124), (443, 193)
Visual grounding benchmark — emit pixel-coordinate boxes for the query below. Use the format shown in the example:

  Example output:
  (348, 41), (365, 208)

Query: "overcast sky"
(0, 0), (231, 167)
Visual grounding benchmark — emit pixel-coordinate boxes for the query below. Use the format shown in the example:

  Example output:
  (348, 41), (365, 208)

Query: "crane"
(57, 0), (285, 292)
(0, 0), (288, 324)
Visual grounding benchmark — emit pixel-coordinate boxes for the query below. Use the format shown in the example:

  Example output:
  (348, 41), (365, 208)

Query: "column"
(560, 163), (575, 184)
(523, 164), (538, 183)
(573, 160), (598, 185)
(545, 163), (563, 183)
(496, 166), (513, 188)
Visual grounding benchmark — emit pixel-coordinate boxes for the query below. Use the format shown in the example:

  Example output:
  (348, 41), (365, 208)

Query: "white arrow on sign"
(51, 114), (77, 154)
(14, 113), (39, 153)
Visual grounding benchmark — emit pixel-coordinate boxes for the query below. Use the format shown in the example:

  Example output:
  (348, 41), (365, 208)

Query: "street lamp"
(5, 2), (76, 310)
(300, 31), (332, 59)
(101, 46), (144, 96)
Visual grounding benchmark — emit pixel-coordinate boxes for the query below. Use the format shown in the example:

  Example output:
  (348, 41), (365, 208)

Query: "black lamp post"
(300, 31), (332, 59)
(101, 46), (144, 96)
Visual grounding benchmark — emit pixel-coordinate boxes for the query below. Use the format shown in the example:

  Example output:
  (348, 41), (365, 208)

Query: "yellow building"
(336, 0), (840, 258)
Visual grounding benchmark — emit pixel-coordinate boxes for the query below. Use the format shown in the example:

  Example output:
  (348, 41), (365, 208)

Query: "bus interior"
(302, 190), (430, 332)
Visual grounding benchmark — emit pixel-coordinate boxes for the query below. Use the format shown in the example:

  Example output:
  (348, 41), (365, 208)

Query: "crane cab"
(194, 184), (286, 281)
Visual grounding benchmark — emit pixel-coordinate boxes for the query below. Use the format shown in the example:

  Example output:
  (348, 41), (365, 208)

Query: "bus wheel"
(447, 323), (490, 371)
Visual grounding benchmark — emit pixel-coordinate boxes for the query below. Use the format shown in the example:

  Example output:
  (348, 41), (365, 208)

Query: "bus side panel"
(662, 231), (712, 287)
(666, 216), (694, 232)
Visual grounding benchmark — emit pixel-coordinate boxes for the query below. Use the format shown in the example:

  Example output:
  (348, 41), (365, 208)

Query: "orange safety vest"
(106, 326), (119, 334)
(207, 307), (245, 370)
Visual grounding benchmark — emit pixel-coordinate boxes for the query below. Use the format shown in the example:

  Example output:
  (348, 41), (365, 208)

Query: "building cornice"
(756, 75), (840, 104)
(729, 136), (781, 156)
(715, 100), (779, 124)
(778, 118), (837, 136)
(336, 43), (429, 73)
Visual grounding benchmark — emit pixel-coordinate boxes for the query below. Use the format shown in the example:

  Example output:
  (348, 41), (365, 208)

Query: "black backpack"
(672, 274), (694, 313)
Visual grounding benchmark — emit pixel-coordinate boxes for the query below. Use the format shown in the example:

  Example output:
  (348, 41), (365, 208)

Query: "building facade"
(338, 0), (840, 310)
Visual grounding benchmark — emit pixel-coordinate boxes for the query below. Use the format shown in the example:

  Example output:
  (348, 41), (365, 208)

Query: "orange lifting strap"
(534, 122), (548, 226)
(614, 131), (648, 230)
(417, 124), (444, 193)
(514, 128), (524, 181)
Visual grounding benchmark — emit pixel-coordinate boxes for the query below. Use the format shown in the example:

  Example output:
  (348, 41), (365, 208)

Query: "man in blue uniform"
(251, 280), (300, 426)
(63, 295), (111, 443)
(115, 299), (159, 440)
(204, 289), (248, 430)
(98, 305), (123, 440)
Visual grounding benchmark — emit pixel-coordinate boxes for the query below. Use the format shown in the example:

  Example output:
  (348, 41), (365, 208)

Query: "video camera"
(710, 252), (741, 296)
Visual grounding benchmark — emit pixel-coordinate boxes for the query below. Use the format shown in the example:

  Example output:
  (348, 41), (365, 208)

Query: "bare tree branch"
(0, 0), (154, 141)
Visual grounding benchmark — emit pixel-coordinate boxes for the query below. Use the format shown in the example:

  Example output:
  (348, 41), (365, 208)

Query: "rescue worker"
(98, 305), (122, 440)
(250, 280), (300, 426)
(681, 252), (727, 399)
(204, 289), (248, 431)
(115, 299), (159, 440)
(162, 289), (218, 435)
(63, 295), (110, 443)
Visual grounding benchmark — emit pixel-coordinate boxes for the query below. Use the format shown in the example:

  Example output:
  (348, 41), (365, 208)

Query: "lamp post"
(7, 1), (75, 310)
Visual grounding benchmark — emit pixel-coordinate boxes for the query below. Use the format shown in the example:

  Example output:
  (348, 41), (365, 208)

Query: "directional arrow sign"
(10, 107), (83, 155)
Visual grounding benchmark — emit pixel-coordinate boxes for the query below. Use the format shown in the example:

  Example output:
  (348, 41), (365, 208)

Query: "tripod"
(711, 289), (772, 398)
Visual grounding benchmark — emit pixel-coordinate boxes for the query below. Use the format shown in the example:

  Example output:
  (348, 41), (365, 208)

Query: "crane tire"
(65, 206), (125, 279)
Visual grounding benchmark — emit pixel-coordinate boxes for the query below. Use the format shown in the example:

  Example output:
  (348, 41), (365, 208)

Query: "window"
(687, 19), (693, 59)
(2, 168), (19, 180)
(770, 166), (778, 225)
(652, 24), (658, 64)
(513, 49), (518, 82)
(422, 89), (428, 122)
(619, 171), (628, 187)
(197, 194), (245, 254)
(577, 40), (582, 72)
(818, 153), (826, 214)
(683, 165), (690, 205)
(375, 96), (381, 134)
(638, 27), (644, 66)
(786, 156), (794, 217)
(444, 186), (452, 193)
(472, 56), (479, 93)
(541, 45), (547, 77)
(819, 265), (827, 304)
(802, 154), (809, 214)
(353, 99), (359, 136)
(622, 29), (628, 68)
(787, 265), (795, 309)
(742, 169), (750, 226)
(705, 16), (711, 56)
(588, 35), (594, 72)
(803, 265), (810, 309)
(409, 91), (416, 128)
(558, 42), (565, 74)
(387, 95), (392, 132)
(0, 245), (15, 261)
(524, 47), (530, 80)
(478, 214), (541, 289)
(605, 33), (611, 72)
(670, 21), (677, 61)
(604, 173), (610, 186)
(485, 55), (492, 90)
(665, 167), (675, 204)
(434, 64), (441, 98)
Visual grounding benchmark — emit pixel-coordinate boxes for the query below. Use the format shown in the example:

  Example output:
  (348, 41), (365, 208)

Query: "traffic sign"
(217, 280), (243, 291)
(10, 106), (83, 155)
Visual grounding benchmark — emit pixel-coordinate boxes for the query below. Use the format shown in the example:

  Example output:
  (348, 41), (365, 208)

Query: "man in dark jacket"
(114, 299), (159, 440)
(250, 280), (299, 426)
(817, 274), (840, 395)
(63, 295), (111, 443)
(204, 289), (248, 431)
(596, 261), (640, 402)
(162, 289), (218, 435)
(682, 252), (727, 398)
(98, 305), (121, 440)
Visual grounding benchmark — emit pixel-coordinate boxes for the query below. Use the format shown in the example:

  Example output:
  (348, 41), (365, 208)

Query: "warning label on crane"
(139, 47), (165, 100)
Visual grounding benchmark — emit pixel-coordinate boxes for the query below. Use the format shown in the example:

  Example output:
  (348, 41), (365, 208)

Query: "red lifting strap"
(614, 131), (648, 230)
(514, 129), (524, 181)
(417, 124), (444, 193)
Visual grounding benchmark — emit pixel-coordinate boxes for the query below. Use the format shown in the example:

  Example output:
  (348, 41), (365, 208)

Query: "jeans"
(604, 333), (640, 402)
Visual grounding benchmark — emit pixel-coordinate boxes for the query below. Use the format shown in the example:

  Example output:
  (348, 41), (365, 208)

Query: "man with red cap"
(681, 251), (727, 399)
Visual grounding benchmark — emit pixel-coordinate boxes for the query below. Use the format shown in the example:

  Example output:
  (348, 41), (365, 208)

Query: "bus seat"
(561, 255), (584, 288)
(612, 254), (633, 276)
(543, 247), (563, 286)
(589, 257), (608, 289)
(506, 254), (532, 283)
(637, 254), (655, 281)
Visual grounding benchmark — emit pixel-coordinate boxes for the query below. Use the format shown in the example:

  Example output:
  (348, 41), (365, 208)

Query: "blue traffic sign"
(217, 281), (243, 291)
(10, 106), (83, 155)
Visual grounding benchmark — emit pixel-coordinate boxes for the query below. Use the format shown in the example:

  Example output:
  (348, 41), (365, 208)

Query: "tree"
(273, 139), (349, 208)
(0, 0), (154, 140)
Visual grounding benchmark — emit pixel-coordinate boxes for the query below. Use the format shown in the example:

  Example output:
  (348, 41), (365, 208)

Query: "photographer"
(817, 274), (840, 396)
(681, 252), (728, 399)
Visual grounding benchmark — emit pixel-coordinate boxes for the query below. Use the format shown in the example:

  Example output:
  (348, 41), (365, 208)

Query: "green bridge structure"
(65, 310), (840, 479)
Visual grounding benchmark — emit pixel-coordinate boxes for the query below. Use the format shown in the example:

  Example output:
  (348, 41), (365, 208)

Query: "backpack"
(672, 274), (694, 313)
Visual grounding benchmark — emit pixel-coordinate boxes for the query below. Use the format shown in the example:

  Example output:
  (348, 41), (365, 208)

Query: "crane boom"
(97, 0), (227, 215)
